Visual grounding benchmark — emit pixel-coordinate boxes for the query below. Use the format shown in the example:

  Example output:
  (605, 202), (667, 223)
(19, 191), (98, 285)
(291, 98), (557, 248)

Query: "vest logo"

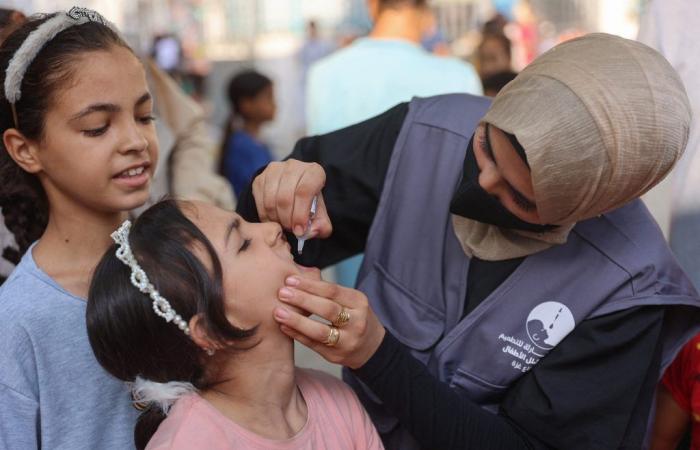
(526, 301), (575, 350)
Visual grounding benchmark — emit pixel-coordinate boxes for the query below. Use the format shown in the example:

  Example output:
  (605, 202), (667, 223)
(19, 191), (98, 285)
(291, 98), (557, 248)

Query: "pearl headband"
(111, 220), (191, 335)
(4, 7), (118, 127)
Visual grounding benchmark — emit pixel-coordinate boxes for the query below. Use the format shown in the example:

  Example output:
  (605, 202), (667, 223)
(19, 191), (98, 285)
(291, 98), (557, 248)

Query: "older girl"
(0, 8), (157, 448)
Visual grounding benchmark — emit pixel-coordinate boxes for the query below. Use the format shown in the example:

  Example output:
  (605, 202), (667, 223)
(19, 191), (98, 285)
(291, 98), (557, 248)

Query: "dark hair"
(226, 69), (272, 123)
(0, 9), (23, 43)
(377, 0), (428, 9)
(479, 32), (512, 59)
(0, 9), (17, 26)
(482, 14), (508, 35)
(218, 69), (272, 175)
(0, 13), (131, 259)
(482, 70), (518, 96)
(87, 199), (257, 450)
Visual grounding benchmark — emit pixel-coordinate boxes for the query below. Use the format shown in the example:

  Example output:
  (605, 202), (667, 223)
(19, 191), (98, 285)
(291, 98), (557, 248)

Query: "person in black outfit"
(237, 34), (699, 449)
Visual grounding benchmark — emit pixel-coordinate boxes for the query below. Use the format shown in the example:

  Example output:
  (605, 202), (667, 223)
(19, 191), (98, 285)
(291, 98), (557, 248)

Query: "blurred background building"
(2, 0), (646, 159)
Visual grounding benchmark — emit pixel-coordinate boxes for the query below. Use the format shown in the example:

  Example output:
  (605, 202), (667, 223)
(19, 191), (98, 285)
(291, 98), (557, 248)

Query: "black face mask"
(449, 136), (556, 233)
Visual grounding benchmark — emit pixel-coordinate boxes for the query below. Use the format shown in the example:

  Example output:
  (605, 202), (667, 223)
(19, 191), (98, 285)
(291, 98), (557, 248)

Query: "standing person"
(638, 0), (700, 290)
(306, 0), (482, 287)
(476, 32), (516, 97)
(239, 34), (700, 449)
(307, 0), (481, 135)
(87, 199), (384, 450)
(219, 70), (276, 197)
(0, 8), (158, 448)
(476, 33), (513, 79)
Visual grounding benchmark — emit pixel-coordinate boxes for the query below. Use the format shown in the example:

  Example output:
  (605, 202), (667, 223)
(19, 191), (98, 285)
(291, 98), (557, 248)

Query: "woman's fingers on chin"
(279, 324), (327, 354)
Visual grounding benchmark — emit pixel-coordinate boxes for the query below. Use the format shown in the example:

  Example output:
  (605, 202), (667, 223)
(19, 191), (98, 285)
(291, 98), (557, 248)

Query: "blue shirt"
(0, 247), (138, 449)
(306, 37), (483, 134)
(223, 130), (274, 196)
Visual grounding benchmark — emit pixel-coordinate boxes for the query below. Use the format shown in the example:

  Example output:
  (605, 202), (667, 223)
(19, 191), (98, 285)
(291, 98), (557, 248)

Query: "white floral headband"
(113, 220), (205, 416)
(111, 220), (191, 335)
(4, 7), (119, 127)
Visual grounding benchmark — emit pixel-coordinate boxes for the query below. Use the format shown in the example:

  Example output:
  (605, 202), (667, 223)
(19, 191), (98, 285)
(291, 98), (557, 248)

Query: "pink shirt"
(146, 369), (384, 450)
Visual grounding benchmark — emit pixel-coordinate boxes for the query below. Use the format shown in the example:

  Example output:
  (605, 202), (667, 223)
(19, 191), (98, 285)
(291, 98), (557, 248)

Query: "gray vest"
(346, 94), (700, 449)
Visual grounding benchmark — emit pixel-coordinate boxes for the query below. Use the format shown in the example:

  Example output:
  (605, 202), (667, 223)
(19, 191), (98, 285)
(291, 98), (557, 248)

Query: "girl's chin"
(292, 264), (322, 281)
(113, 192), (150, 212)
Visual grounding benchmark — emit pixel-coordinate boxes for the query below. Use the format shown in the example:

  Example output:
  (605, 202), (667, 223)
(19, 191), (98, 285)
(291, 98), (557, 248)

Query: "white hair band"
(111, 220), (191, 335)
(4, 7), (118, 126)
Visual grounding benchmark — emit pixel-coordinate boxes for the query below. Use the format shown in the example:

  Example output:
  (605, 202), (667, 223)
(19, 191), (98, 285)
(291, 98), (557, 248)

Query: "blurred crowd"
(1, 0), (700, 447)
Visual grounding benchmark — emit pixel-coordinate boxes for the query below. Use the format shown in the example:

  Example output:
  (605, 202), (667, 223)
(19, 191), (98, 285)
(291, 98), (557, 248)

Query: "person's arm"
(171, 117), (236, 210)
(351, 386), (387, 450)
(273, 276), (666, 450)
(356, 307), (665, 450)
(145, 59), (236, 211)
(272, 276), (539, 449)
(355, 332), (540, 450)
(237, 103), (409, 268)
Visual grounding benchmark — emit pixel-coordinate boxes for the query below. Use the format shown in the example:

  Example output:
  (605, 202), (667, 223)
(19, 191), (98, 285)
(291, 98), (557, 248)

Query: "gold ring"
(324, 326), (340, 347)
(332, 308), (350, 327)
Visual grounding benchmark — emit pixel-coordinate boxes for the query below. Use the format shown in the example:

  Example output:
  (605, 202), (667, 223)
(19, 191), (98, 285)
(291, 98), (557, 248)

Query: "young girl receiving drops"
(87, 199), (383, 450)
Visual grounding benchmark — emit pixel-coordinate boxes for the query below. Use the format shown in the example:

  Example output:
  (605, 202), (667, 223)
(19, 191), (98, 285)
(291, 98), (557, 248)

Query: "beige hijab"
(453, 33), (691, 260)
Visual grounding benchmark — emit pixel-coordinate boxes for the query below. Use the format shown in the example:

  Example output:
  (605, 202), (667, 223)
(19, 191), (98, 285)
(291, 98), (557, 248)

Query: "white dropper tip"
(296, 196), (318, 255)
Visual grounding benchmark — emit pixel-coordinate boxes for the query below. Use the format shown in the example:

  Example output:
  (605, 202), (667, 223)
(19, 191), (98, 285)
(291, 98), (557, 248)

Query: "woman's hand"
(273, 275), (386, 369)
(252, 160), (332, 239)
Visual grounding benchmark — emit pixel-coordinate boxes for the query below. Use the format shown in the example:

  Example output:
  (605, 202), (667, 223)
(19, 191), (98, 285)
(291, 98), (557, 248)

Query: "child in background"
(87, 199), (383, 450)
(0, 8), (158, 448)
(220, 70), (276, 197)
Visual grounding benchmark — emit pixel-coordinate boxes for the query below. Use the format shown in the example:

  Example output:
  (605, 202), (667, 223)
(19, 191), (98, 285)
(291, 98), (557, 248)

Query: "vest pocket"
(359, 262), (444, 352)
(449, 368), (510, 411)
